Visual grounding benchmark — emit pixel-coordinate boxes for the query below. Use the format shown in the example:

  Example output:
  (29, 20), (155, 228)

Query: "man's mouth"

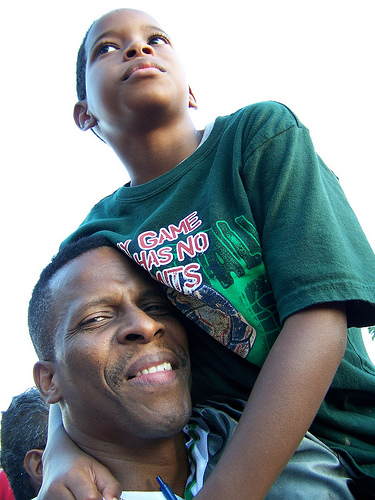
(134, 362), (172, 378)
(121, 350), (187, 383)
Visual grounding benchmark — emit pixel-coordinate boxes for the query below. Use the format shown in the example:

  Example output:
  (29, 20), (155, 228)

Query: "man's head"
(74, 8), (197, 142)
(30, 237), (191, 449)
(1, 388), (48, 500)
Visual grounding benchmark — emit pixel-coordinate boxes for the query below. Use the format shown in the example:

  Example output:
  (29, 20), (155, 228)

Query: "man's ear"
(73, 100), (97, 131)
(24, 449), (44, 491)
(33, 361), (62, 404)
(188, 86), (198, 110)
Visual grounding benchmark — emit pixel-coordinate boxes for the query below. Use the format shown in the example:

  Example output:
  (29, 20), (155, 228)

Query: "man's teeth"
(135, 362), (172, 378)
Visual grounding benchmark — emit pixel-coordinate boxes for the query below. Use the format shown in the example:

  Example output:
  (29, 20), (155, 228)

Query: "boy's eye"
(97, 44), (118, 56)
(148, 34), (171, 45)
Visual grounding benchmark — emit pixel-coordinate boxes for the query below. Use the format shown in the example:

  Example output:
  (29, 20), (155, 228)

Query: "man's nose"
(123, 40), (154, 60)
(115, 308), (164, 344)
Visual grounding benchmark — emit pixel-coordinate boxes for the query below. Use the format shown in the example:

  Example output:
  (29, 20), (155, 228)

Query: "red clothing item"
(0, 470), (15, 500)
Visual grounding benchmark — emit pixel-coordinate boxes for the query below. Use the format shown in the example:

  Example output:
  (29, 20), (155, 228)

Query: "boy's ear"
(188, 86), (198, 110)
(73, 100), (97, 131)
(33, 361), (62, 404)
(24, 449), (44, 489)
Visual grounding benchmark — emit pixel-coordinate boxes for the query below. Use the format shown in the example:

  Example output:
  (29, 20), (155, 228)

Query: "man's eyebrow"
(62, 297), (113, 332)
(138, 288), (168, 301)
(75, 289), (166, 310)
(74, 297), (114, 313)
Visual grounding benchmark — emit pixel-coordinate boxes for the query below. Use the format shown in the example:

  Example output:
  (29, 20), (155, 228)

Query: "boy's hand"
(36, 455), (121, 500)
(36, 404), (121, 500)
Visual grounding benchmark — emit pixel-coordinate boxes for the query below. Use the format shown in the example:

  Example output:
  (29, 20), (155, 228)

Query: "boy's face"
(77, 9), (196, 139)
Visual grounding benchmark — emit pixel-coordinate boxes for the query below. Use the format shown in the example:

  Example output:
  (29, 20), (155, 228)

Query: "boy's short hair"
(0, 388), (49, 500)
(76, 23), (95, 100)
(28, 235), (114, 361)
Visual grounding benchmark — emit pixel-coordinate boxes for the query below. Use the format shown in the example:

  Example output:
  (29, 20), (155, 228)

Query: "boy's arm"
(37, 404), (121, 500)
(194, 303), (347, 499)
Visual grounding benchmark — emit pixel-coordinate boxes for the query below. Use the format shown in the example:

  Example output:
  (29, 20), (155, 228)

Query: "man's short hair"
(28, 235), (115, 361)
(0, 388), (49, 500)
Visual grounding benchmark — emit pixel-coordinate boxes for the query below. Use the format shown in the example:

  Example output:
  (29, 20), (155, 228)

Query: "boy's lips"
(122, 60), (166, 81)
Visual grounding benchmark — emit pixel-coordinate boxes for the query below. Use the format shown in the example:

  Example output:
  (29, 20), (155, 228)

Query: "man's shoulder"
(189, 398), (244, 439)
(193, 397), (246, 422)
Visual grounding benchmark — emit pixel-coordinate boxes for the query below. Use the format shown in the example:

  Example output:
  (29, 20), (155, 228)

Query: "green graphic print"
(170, 217), (280, 366)
(118, 213), (281, 367)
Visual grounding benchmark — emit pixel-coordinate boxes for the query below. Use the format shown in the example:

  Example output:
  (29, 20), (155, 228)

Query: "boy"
(38, 8), (375, 499)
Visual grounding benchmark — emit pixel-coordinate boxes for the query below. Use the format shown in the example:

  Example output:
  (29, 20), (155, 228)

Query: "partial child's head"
(74, 8), (197, 142)
(0, 388), (48, 500)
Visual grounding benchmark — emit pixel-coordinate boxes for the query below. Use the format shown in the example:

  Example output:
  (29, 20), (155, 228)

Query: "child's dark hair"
(76, 22), (95, 100)
(1, 388), (49, 500)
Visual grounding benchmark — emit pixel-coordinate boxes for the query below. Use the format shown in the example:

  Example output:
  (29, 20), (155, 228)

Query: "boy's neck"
(109, 115), (203, 186)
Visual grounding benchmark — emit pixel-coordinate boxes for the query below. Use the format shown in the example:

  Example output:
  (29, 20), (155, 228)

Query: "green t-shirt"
(63, 102), (375, 483)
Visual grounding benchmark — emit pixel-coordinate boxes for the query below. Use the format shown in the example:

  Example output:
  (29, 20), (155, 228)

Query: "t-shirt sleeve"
(240, 103), (375, 326)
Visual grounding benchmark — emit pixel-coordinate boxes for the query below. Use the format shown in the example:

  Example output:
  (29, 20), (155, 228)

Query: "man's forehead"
(51, 248), (122, 289)
(50, 247), (159, 299)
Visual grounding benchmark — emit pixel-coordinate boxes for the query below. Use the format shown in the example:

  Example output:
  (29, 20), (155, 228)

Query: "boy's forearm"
(43, 403), (80, 476)
(48, 402), (63, 434)
(195, 304), (347, 500)
(37, 403), (122, 499)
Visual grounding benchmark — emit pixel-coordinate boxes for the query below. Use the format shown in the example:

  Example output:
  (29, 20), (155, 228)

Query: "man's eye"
(148, 34), (170, 45)
(144, 303), (172, 315)
(80, 314), (110, 329)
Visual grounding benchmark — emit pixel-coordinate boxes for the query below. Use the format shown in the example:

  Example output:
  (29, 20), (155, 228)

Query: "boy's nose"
(115, 308), (165, 344)
(123, 40), (154, 60)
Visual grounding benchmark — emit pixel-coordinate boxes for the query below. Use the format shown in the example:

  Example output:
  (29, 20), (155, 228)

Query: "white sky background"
(1, 0), (374, 412)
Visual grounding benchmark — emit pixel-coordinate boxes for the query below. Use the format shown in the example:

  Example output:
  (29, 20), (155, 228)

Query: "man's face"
(81, 9), (193, 139)
(49, 247), (191, 446)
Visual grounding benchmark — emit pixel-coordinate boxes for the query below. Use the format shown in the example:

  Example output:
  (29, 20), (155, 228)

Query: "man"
(28, 235), (355, 499)
(30, 236), (237, 499)
(1, 388), (48, 500)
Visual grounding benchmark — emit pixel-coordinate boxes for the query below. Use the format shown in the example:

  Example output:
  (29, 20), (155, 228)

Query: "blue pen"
(156, 475), (178, 500)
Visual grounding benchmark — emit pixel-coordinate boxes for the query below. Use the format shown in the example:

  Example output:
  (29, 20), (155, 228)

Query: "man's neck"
(76, 431), (190, 497)
(107, 114), (203, 186)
